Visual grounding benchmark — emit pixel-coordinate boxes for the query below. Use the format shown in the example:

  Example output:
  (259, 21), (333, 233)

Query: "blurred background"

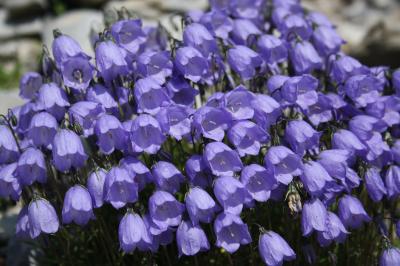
(0, 0), (399, 264)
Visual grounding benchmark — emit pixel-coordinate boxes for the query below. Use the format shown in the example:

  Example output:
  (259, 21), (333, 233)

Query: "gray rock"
(159, 0), (208, 12)
(0, 9), (43, 40)
(0, 89), (24, 113)
(104, 0), (163, 20)
(42, 10), (104, 57)
(4, 0), (47, 19)
(0, 9), (14, 40)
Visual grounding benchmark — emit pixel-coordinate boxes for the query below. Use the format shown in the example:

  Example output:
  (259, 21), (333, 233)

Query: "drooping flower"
(252, 94), (281, 130)
(364, 167), (387, 202)
(103, 166), (138, 209)
(329, 55), (368, 84)
(281, 74), (319, 109)
(258, 231), (296, 266)
(137, 51), (173, 83)
(301, 198), (327, 237)
(317, 149), (350, 181)
(16, 147), (47, 186)
(289, 41), (322, 74)
(166, 76), (198, 106)
(94, 114), (127, 155)
(152, 161), (185, 194)
(174, 46), (209, 83)
(148, 190), (185, 230)
(129, 114), (165, 154)
(60, 55), (95, 93)
(349, 115), (386, 141)
(227, 45), (262, 81)
(27, 112), (58, 149)
(134, 76), (171, 115)
(185, 187), (217, 224)
(111, 19), (147, 55)
(317, 211), (348, 247)
(19, 72), (43, 100)
(213, 176), (250, 215)
(192, 106), (231, 141)
(16, 206), (30, 239)
(338, 195), (371, 229)
(156, 104), (193, 140)
(344, 75), (382, 108)
(285, 120), (320, 155)
(228, 120), (269, 157)
(213, 212), (252, 253)
(185, 155), (212, 188)
(86, 84), (119, 115)
(69, 101), (105, 137)
(120, 156), (153, 191)
(52, 129), (88, 172)
(118, 211), (152, 253)
(231, 18), (261, 45)
(35, 83), (70, 121)
(332, 129), (366, 159)
(224, 85), (255, 120)
(312, 25), (343, 56)
(257, 34), (288, 65)
(28, 198), (59, 239)
(183, 22), (218, 57)
(300, 161), (333, 196)
(0, 125), (19, 164)
(95, 41), (129, 84)
(176, 221), (210, 257)
(380, 247), (400, 266)
(62, 185), (94, 226)
(264, 146), (303, 185)
(0, 163), (21, 201)
(203, 142), (243, 176)
(385, 165), (400, 199)
(279, 13), (312, 41)
(200, 10), (233, 40)
(240, 164), (277, 202)
(86, 169), (107, 208)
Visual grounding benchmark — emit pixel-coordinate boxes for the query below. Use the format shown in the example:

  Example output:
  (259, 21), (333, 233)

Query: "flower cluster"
(1, 0), (400, 265)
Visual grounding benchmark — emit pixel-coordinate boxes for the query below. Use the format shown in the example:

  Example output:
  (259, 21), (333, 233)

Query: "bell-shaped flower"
(365, 167), (387, 202)
(227, 45), (262, 81)
(156, 104), (193, 141)
(148, 190), (185, 230)
(183, 22), (218, 57)
(16, 206), (30, 239)
(104, 166), (138, 209)
(28, 198), (59, 239)
(137, 51), (173, 83)
(35, 83), (70, 121)
(185, 155), (212, 188)
(0, 125), (19, 164)
(285, 120), (320, 156)
(312, 25), (343, 56)
(60, 55), (95, 93)
(257, 34), (288, 65)
(62, 185), (94, 226)
(338, 195), (371, 229)
(166, 76), (198, 106)
(186, 187), (217, 224)
(87, 169), (106, 208)
(52, 34), (87, 66)
(349, 115), (386, 141)
(231, 18), (261, 45)
(302, 198), (327, 236)
(228, 120), (269, 157)
(317, 211), (348, 247)
(118, 211), (152, 253)
(120, 156), (153, 191)
(241, 164), (277, 202)
(95, 41), (128, 84)
(176, 220), (210, 257)
(289, 41), (322, 74)
(252, 94), (281, 130)
(134, 77), (171, 115)
(152, 161), (185, 194)
(94, 114), (126, 155)
(279, 13), (312, 41)
(329, 55), (368, 84)
(204, 142), (243, 176)
(19, 71), (42, 100)
(129, 114), (165, 154)
(200, 10), (233, 40)
(17, 147), (47, 186)
(345, 75), (382, 108)
(69, 101), (105, 137)
(192, 106), (231, 141)
(0, 163), (21, 201)
(281, 74), (319, 109)
(86, 84), (119, 115)
(224, 85), (255, 120)
(332, 129), (366, 159)
(175, 46), (209, 83)
(213, 212), (252, 253)
(264, 146), (303, 185)
(52, 129), (88, 172)
(213, 176), (250, 215)
(385, 165), (400, 199)
(258, 231), (296, 266)
(300, 161), (333, 196)
(380, 247), (400, 266)
(110, 19), (146, 55)
(27, 112), (58, 149)
(317, 149), (350, 181)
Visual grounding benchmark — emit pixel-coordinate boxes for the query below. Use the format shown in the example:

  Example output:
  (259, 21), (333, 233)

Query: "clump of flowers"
(2, 0), (400, 265)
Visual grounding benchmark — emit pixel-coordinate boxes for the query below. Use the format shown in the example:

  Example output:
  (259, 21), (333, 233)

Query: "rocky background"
(0, 0), (399, 264)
